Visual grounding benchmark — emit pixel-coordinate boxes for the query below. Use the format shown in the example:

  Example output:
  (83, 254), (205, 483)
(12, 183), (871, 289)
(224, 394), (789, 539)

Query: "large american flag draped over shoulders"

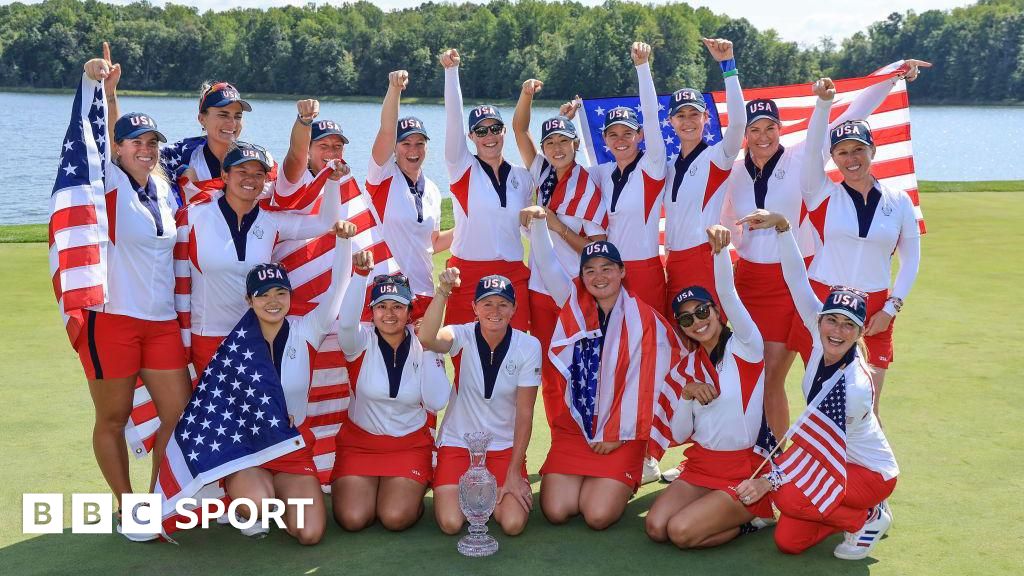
(578, 65), (926, 234)
(156, 309), (303, 533)
(49, 74), (110, 347)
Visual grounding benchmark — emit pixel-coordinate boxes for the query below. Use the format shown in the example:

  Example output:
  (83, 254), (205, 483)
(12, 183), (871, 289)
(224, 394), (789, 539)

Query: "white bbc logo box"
(23, 493), (158, 534)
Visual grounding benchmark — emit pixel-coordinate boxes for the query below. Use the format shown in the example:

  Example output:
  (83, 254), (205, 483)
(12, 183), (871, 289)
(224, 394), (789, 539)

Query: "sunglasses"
(199, 81), (237, 111)
(472, 124), (505, 137)
(373, 273), (410, 287)
(675, 302), (713, 328)
(830, 285), (869, 298)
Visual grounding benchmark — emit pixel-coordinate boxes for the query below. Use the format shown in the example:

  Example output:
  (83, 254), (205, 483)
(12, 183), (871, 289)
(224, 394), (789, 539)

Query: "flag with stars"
(159, 136), (207, 206)
(568, 332), (603, 440)
(773, 366), (848, 516)
(48, 73), (111, 347)
(155, 309), (303, 529)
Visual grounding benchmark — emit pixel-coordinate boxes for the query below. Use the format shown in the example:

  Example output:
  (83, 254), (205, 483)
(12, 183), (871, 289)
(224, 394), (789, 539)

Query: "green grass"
(0, 224), (47, 243)
(1, 192), (1022, 575)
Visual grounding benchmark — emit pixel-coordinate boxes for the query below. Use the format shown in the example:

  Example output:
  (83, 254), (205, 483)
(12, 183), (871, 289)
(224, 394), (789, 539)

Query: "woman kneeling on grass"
(735, 210), (899, 561)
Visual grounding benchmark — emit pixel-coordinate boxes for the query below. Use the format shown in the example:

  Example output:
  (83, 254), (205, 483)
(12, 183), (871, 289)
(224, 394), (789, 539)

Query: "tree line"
(1, 0), (1021, 103)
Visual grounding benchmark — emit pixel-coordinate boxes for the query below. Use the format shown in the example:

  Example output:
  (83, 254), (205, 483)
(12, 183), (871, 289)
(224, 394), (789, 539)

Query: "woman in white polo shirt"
(419, 272), (542, 537)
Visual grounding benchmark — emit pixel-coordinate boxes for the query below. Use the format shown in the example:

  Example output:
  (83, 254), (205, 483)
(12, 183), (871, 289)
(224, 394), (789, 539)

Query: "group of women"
(69, 36), (926, 561)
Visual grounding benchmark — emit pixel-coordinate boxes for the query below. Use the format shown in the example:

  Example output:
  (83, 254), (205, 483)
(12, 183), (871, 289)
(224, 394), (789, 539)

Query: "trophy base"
(457, 533), (499, 557)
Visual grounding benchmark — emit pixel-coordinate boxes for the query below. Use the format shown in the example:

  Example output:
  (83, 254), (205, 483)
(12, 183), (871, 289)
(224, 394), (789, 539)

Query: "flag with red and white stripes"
(538, 160), (609, 230)
(49, 74), (110, 347)
(548, 278), (681, 442)
(648, 348), (709, 460)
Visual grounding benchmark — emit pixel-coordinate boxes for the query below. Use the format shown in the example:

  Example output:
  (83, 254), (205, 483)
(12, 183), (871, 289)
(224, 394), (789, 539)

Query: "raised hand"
(440, 48), (461, 69)
(521, 79), (543, 96)
(332, 220), (358, 240)
(297, 99), (319, 124)
(327, 158), (350, 181)
(438, 267), (461, 292)
(706, 225), (732, 255)
(702, 37), (734, 62)
(84, 42), (121, 93)
(631, 41), (652, 66)
(389, 69), (409, 91)
(812, 77), (836, 101)
(558, 96), (582, 120)
(352, 249), (374, 271)
(900, 59), (932, 82)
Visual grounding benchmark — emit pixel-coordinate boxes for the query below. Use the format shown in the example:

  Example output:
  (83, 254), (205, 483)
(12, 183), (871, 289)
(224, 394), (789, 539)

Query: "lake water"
(1, 91), (1021, 225)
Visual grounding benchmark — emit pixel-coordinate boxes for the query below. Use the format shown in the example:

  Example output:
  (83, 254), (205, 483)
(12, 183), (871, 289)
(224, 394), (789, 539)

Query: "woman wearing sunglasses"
(174, 143), (346, 377)
(330, 258), (450, 532)
(522, 208), (681, 531)
(787, 77), (923, 417)
(419, 269), (542, 537)
(734, 209), (898, 560)
(439, 48), (534, 331)
(644, 225), (772, 549)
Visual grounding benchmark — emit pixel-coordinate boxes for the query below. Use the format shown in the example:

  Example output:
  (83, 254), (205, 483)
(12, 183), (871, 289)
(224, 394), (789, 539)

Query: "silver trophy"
(457, 431), (499, 557)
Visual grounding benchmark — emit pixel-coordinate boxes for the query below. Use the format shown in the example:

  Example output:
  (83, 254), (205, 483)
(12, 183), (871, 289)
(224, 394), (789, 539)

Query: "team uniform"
(772, 229), (899, 554)
(529, 223), (681, 491)
(649, 247), (771, 519)
(331, 271), (450, 485)
(663, 69), (745, 311)
(788, 99), (922, 367)
(528, 156), (608, 425)
(174, 181), (341, 376)
(434, 322), (542, 487)
(589, 62), (667, 317)
(443, 67), (533, 330)
(75, 159), (186, 379)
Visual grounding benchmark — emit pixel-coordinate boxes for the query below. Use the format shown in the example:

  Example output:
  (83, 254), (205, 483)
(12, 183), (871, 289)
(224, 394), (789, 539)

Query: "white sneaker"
(878, 499), (893, 529)
(834, 505), (891, 560)
(116, 506), (159, 542)
(216, 513), (231, 525)
(641, 456), (661, 485)
(751, 516), (777, 530)
(236, 513), (270, 538)
(660, 465), (681, 483)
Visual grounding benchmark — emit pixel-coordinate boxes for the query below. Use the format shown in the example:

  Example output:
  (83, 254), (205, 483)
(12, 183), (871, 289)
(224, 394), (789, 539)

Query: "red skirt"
(529, 290), (565, 426)
(787, 279), (896, 368)
(262, 426), (318, 477)
(434, 446), (526, 488)
(622, 256), (669, 318)
(330, 421), (434, 485)
(734, 257), (811, 343)
(677, 442), (773, 519)
(540, 412), (646, 492)
(190, 333), (225, 379)
(444, 257), (530, 331)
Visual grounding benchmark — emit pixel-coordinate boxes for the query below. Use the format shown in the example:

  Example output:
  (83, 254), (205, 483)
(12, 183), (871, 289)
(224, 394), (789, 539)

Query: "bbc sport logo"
(23, 493), (314, 535)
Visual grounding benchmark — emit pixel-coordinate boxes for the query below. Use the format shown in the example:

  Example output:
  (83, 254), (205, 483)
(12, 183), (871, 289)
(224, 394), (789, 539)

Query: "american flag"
(579, 62), (926, 235)
(537, 161), (609, 230)
(49, 74), (110, 347)
(155, 309), (304, 533)
(775, 369), (848, 516)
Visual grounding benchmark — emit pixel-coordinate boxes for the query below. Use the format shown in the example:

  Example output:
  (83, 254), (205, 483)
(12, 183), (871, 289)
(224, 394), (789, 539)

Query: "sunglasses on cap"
(199, 82), (235, 108)
(373, 273), (410, 287)
(675, 303), (714, 328)
(472, 124), (505, 137)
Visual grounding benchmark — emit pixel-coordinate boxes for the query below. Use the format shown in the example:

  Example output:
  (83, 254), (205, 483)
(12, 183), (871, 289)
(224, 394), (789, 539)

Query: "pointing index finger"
(103, 41), (111, 63)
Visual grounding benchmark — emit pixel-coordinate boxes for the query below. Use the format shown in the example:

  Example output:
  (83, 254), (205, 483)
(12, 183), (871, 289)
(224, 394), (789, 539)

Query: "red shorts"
(75, 311), (186, 380)
(262, 426), (318, 477)
(666, 244), (719, 308)
(529, 290), (564, 426)
(622, 256), (669, 318)
(675, 443), (773, 519)
(787, 280), (895, 368)
(331, 421), (434, 485)
(361, 294), (433, 323)
(540, 412), (646, 492)
(734, 257), (811, 343)
(434, 446), (526, 488)
(443, 257), (530, 331)
(190, 333), (225, 378)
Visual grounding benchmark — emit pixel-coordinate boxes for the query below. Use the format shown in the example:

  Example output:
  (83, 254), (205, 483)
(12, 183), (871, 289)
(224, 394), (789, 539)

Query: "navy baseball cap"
(246, 263), (291, 297)
(468, 105), (503, 131)
(223, 142), (273, 171)
(199, 82), (252, 113)
(397, 116), (429, 141)
(671, 285), (714, 317)
(820, 286), (867, 327)
(311, 119), (350, 144)
(540, 116), (578, 142)
(746, 98), (780, 126)
(370, 274), (413, 307)
(475, 275), (516, 304)
(113, 112), (167, 143)
(669, 88), (707, 116)
(830, 120), (874, 151)
(603, 106), (640, 132)
(579, 241), (624, 272)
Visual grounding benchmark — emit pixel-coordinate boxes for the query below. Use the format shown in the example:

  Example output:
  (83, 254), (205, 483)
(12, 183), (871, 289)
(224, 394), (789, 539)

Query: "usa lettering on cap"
(475, 106), (497, 116)
(675, 289), (694, 302)
(317, 121), (340, 131)
(544, 119), (566, 130)
(257, 268), (283, 281)
(379, 284), (399, 294)
(585, 243), (609, 256)
(748, 101), (773, 113)
(129, 115), (155, 127)
(482, 277), (508, 290)
(608, 108), (632, 120)
(399, 118), (422, 129)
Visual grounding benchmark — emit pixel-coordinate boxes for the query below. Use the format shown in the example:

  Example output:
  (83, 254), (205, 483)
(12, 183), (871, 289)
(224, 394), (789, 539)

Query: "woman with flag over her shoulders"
(419, 270), (541, 536)
(734, 210), (899, 560)
(644, 225), (772, 549)
(522, 207), (681, 530)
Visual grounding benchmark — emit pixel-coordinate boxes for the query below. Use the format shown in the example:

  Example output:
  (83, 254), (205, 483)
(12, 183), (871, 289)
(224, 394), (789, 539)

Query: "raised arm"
(83, 42), (121, 148)
(523, 208), (573, 307)
(441, 49), (471, 175)
(371, 70), (407, 167)
(633, 42), (666, 178)
(276, 163), (346, 241)
(512, 79), (542, 170)
(706, 225), (762, 359)
(336, 256), (371, 356)
(283, 99), (318, 185)
(801, 79), (835, 210)
(418, 267), (460, 354)
(702, 38), (746, 166)
(303, 225), (356, 339)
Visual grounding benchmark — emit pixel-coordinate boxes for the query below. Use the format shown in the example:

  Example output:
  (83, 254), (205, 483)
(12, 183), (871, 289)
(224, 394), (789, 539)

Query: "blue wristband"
(719, 58), (737, 73)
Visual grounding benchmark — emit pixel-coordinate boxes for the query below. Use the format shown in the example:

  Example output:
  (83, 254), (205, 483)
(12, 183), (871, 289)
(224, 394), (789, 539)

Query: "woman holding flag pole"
(734, 209), (899, 560)
(522, 208), (681, 530)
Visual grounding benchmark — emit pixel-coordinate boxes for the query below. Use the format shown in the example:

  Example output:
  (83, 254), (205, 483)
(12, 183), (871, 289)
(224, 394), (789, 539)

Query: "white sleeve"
(714, 247), (762, 361)
(298, 237), (353, 341)
(636, 63), (666, 179)
(581, 218), (606, 237)
(444, 67), (474, 179)
(778, 228), (823, 332)
(669, 395), (695, 445)
(711, 74), (746, 168)
(420, 350), (451, 413)
(829, 68), (900, 131)
(517, 336), (543, 388)
(366, 155), (393, 186)
(887, 196), (922, 313)
(447, 323), (469, 357)
(336, 270), (371, 359)
(800, 99), (833, 211)
(528, 218), (573, 307)
(275, 178), (341, 241)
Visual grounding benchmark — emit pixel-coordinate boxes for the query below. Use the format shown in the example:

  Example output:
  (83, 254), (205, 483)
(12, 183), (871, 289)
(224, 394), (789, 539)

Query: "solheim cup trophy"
(457, 431), (499, 557)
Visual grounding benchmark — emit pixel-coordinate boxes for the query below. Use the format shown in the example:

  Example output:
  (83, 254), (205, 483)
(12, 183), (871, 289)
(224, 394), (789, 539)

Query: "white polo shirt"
(436, 323), (542, 451)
